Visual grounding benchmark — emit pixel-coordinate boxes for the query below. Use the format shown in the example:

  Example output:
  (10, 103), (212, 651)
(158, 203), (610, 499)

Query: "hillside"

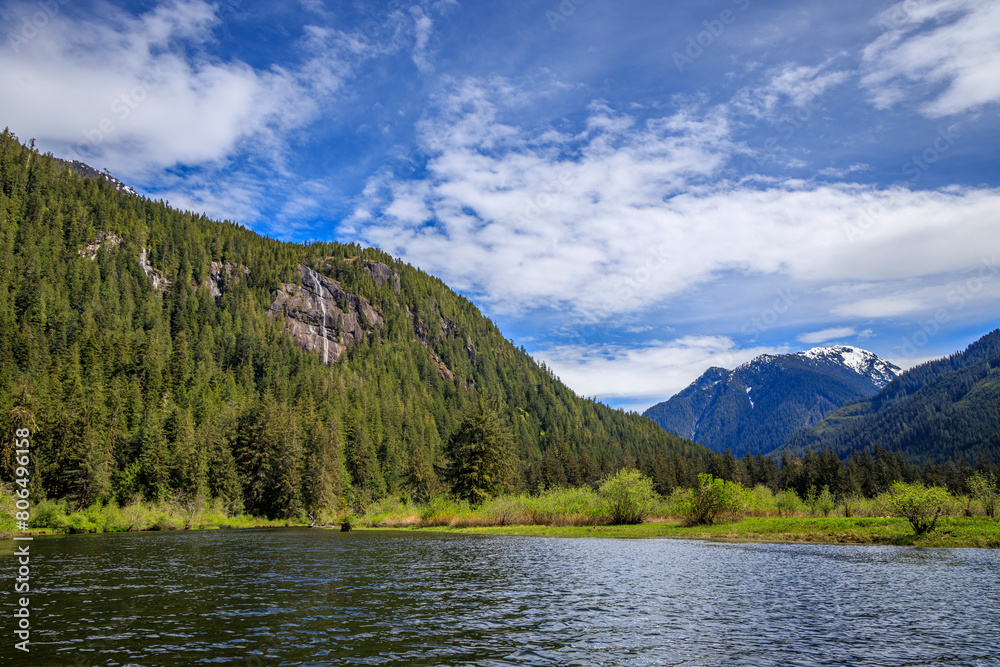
(643, 347), (901, 457)
(781, 330), (1000, 465)
(0, 130), (704, 518)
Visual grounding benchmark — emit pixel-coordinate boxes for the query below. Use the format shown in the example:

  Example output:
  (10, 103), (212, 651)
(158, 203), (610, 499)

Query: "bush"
(885, 481), (952, 535)
(679, 474), (744, 526)
(599, 469), (658, 525)
(533, 486), (603, 525)
(742, 485), (777, 516)
(967, 471), (998, 518)
(775, 488), (803, 517)
(30, 498), (69, 529)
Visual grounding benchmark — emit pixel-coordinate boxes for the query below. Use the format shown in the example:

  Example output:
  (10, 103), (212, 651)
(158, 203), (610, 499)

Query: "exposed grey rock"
(206, 261), (249, 303)
(78, 231), (123, 260)
(363, 261), (401, 293)
(139, 248), (170, 294)
(267, 264), (382, 364)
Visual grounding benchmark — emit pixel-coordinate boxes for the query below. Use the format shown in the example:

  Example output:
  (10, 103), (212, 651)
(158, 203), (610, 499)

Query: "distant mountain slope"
(0, 130), (705, 517)
(782, 330), (1000, 465)
(643, 346), (901, 457)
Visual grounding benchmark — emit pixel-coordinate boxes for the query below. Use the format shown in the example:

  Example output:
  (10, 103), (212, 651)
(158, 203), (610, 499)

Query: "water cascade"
(308, 268), (330, 365)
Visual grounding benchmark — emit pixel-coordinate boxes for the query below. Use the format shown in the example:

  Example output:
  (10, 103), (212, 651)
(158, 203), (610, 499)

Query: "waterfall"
(308, 268), (330, 365)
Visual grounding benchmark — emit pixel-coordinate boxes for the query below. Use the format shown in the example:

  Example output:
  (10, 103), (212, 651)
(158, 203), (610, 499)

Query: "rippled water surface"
(3, 529), (1000, 666)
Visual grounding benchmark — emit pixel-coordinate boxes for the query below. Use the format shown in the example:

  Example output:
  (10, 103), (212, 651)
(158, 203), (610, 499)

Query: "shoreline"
(8, 516), (999, 549)
(370, 516), (1000, 549)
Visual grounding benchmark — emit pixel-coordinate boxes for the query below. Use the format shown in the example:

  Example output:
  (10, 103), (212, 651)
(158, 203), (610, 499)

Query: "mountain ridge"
(644, 346), (902, 457)
(780, 329), (1000, 465)
(0, 130), (706, 517)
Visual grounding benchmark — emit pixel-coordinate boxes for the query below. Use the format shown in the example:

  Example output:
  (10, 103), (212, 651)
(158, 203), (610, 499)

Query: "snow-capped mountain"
(643, 346), (902, 457)
(799, 345), (899, 388)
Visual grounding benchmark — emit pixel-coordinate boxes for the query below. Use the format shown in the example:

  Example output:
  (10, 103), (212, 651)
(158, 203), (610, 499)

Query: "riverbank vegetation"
(3, 470), (998, 547)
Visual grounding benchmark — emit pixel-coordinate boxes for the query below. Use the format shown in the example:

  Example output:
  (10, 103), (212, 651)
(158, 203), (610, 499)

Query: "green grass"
(411, 516), (1000, 548)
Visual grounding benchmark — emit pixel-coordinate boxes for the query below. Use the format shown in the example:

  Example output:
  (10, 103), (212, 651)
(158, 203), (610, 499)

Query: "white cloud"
(861, 0), (1000, 116)
(797, 327), (858, 344)
(734, 59), (850, 120)
(537, 337), (786, 412)
(411, 6), (435, 73)
(350, 79), (1000, 326)
(0, 0), (319, 177)
(0, 0), (449, 232)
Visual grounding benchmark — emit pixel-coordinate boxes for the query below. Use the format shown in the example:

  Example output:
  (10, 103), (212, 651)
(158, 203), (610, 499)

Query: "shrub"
(533, 486), (603, 525)
(679, 474), (744, 526)
(775, 488), (803, 517)
(967, 471), (998, 518)
(885, 481), (952, 536)
(815, 485), (837, 517)
(30, 498), (69, 529)
(743, 485), (777, 516)
(418, 496), (470, 527)
(599, 469), (658, 525)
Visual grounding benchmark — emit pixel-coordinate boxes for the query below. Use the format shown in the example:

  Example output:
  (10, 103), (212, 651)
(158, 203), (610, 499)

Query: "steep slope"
(643, 346), (901, 456)
(0, 130), (704, 517)
(782, 329), (1000, 465)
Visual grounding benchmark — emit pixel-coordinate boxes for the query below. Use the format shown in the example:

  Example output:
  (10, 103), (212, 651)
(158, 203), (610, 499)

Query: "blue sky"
(2, 0), (999, 411)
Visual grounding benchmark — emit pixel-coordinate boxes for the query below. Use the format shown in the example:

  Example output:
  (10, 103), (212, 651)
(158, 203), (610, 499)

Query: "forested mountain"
(0, 130), (705, 517)
(643, 347), (901, 457)
(782, 330), (1000, 465)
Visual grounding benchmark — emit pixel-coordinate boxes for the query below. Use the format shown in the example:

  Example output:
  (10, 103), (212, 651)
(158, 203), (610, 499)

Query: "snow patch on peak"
(800, 345), (900, 388)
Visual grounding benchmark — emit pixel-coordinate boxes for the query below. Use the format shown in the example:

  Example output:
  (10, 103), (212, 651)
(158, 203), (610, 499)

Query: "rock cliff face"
(267, 264), (382, 364)
(363, 260), (401, 293)
(206, 261), (249, 303)
(78, 231), (123, 259)
(139, 248), (170, 294)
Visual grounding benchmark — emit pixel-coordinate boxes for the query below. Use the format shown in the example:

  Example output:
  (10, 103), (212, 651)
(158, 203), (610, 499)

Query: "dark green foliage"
(442, 396), (515, 504)
(644, 354), (893, 457)
(0, 130), (702, 517)
(784, 330), (1000, 465)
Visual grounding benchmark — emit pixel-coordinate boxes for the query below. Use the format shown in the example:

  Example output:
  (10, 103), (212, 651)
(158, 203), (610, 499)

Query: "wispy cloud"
(861, 0), (1000, 117)
(797, 327), (858, 345)
(348, 77), (1000, 330)
(0, 0), (452, 235)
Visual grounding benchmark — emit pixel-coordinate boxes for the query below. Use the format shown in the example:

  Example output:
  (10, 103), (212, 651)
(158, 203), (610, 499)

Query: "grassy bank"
(0, 495), (303, 538)
(5, 474), (998, 548)
(428, 516), (1000, 548)
(350, 481), (1000, 548)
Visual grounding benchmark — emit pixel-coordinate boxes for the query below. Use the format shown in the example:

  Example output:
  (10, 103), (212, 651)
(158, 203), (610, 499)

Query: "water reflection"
(2, 529), (997, 666)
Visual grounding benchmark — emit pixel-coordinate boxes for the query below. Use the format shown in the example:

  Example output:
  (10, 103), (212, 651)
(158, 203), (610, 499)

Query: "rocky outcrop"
(410, 312), (467, 381)
(139, 248), (170, 294)
(78, 231), (123, 259)
(363, 261), (401, 294)
(267, 264), (382, 364)
(206, 261), (249, 302)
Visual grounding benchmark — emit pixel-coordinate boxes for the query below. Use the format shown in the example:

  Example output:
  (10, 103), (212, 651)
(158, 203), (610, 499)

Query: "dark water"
(2, 529), (999, 666)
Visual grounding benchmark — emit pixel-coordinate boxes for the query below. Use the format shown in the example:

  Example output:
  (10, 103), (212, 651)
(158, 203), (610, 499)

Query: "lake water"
(2, 528), (999, 666)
